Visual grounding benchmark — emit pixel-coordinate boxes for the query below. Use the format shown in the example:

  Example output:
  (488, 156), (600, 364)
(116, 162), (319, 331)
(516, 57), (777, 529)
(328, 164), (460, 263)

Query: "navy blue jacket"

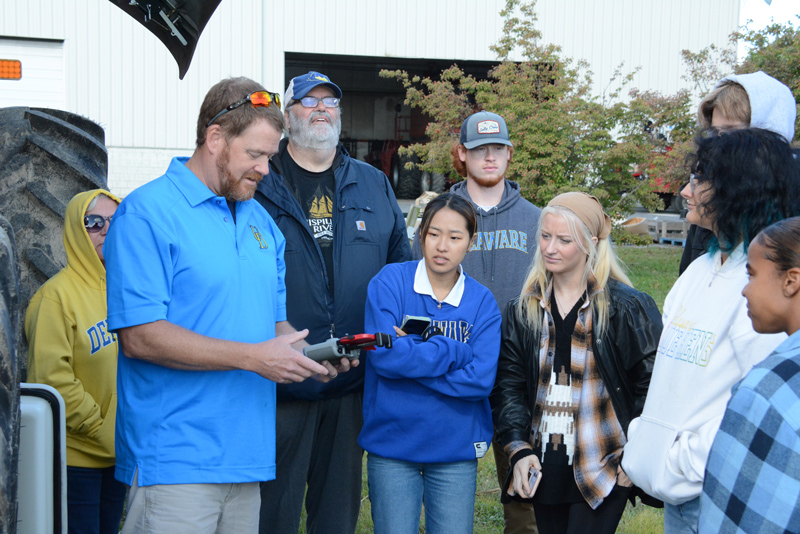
(254, 139), (412, 401)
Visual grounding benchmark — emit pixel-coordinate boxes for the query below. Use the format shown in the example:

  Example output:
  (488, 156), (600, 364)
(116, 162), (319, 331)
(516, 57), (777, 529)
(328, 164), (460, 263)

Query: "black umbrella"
(109, 0), (222, 79)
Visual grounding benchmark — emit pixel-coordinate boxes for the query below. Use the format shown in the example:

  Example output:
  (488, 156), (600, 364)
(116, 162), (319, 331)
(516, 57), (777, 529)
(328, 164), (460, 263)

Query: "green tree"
(680, 43), (738, 97)
(383, 0), (692, 216)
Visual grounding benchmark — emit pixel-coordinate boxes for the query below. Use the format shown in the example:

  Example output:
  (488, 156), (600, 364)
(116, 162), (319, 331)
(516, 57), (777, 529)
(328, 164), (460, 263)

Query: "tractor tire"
(0, 107), (108, 354)
(420, 171), (432, 194)
(423, 172), (446, 194)
(395, 155), (422, 200)
(0, 216), (21, 534)
(389, 154), (401, 193)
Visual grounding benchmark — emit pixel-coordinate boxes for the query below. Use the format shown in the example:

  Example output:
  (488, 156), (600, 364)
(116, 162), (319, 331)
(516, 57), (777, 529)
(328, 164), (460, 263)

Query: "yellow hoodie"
(26, 189), (122, 468)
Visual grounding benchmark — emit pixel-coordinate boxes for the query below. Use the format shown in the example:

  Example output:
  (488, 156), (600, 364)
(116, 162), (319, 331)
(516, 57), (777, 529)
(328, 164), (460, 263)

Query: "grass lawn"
(334, 244), (683, 533)
(617, 245), (684, 313)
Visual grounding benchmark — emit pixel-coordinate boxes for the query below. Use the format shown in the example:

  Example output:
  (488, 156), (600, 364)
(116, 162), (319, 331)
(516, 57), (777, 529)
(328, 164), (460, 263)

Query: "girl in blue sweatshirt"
(359, 193), (502, 534)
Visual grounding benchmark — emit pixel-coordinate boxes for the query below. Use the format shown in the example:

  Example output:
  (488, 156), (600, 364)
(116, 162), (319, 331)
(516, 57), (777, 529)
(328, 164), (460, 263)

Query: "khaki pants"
(121, 470), (260, 534)
(493, 435), (539, 534)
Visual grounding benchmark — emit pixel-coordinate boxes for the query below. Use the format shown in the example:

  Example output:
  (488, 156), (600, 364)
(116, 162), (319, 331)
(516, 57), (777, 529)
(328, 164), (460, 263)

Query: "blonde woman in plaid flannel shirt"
(491, 192), (662, 534)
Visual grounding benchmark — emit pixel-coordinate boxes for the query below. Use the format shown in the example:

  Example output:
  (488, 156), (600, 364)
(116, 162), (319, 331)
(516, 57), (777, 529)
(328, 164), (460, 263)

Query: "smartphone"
(400, 315), (431, 335)
(526, 467), (542, 497)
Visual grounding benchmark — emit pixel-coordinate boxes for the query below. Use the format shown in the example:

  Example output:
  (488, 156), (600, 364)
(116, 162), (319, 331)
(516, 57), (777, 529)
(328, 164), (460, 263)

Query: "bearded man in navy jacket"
(254, 71), (411, 534)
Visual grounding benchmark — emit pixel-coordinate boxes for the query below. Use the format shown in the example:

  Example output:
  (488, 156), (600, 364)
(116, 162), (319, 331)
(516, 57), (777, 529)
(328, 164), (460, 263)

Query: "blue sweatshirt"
(359, 260), (502, 463)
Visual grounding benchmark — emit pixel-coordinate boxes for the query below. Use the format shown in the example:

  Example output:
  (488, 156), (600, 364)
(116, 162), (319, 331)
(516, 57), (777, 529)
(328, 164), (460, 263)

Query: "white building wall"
(0, 0), (739, 196)
(109, 146), (193, 195)
(275, 0), (510, 61)
(60, 0), (268, 150)
(0, 0), (65, 40)
(536, 0), (739, 98)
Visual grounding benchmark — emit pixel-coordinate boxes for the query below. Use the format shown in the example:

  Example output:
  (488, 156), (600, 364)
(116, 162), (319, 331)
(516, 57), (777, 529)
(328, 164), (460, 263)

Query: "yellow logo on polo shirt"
(250, 225), (268, 249)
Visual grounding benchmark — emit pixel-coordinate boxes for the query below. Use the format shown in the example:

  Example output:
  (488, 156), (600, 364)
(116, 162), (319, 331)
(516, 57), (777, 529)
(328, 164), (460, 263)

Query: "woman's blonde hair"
(517, 206), (631, 336)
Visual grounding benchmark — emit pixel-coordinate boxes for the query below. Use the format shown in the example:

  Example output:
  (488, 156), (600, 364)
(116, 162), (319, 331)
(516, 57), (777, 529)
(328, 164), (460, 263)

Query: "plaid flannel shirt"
(529, 280), (626, 510)
(699, 332), (800, 534)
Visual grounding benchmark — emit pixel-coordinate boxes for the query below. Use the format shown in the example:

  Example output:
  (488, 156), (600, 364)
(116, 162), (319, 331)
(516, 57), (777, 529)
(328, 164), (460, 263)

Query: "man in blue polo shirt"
(105, 77), (346, 534)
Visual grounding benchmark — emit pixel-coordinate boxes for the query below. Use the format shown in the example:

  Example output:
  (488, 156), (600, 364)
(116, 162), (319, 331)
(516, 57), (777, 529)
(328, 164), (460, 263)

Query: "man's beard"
(470, 173), (505, 188)
(216, 144), (261, 202)
(288, 108), (341, 150)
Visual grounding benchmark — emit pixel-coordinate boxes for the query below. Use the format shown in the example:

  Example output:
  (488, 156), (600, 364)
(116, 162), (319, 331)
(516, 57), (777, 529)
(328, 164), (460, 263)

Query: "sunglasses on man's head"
(206, 91), (281, 127)
(292, 96), (340, 109)
(84, 214), (112, 233)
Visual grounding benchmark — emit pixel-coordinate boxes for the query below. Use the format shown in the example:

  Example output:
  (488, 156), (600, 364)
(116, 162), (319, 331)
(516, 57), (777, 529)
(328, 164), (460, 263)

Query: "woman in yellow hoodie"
(26, 189), (126, 534)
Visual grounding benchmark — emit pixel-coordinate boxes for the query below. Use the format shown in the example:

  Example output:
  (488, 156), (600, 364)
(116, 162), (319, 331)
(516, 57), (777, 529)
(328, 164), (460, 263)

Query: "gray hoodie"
(719, 71), (797, 142)
(413, 180), (542, 310)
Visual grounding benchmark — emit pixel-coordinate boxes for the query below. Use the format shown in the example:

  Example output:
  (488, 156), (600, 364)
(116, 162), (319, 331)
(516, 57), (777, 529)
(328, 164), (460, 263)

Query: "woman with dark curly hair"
(623, 128), (800, 534)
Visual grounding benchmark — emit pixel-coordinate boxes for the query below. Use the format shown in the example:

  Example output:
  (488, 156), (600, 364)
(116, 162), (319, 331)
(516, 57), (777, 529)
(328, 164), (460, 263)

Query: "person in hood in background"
(413, 110), (542, 534)
(679, 71), (797, 275)
(26, 189), (127, 534)
(254, 71), (411, 534)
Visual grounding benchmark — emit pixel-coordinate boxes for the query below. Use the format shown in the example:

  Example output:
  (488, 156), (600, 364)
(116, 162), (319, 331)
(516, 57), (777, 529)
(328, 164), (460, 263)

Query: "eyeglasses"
(206, 91), (281, 127)
(84, 214), (112, 233)
(689, 172), (707, 194)
(292, 96), (340, 109)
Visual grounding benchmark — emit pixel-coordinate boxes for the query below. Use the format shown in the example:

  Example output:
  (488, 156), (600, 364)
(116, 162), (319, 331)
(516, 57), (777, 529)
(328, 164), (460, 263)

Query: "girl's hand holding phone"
(509, 453), (542, 498)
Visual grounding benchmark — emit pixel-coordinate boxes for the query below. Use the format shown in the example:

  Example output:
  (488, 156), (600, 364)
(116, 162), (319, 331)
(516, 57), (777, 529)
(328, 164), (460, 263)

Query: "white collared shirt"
(412, 259), (466, 307)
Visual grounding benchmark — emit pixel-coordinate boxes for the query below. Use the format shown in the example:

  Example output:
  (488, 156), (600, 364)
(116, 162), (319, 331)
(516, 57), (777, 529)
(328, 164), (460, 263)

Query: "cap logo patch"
(477, 120), (500, 134)
(311, 74), (330, 82)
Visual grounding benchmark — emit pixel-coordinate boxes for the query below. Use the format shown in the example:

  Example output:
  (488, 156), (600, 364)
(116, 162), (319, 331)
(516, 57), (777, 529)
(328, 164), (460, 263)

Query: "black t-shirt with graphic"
(280, 150), (336, 296)
(532, 294), (586, 504)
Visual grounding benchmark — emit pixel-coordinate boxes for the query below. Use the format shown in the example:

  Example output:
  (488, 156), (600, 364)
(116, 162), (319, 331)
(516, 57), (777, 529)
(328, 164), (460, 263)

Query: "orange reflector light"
(0, 60), (21, 80)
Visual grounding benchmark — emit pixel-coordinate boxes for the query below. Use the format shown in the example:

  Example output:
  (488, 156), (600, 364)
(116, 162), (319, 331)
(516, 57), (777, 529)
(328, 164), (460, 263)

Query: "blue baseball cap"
(284, 71), (343, 105)
(459, 111), (513, 149)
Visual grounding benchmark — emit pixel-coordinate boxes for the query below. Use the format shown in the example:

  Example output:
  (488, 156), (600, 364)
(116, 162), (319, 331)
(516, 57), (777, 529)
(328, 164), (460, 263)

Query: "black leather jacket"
(491, 279), (662, 449)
